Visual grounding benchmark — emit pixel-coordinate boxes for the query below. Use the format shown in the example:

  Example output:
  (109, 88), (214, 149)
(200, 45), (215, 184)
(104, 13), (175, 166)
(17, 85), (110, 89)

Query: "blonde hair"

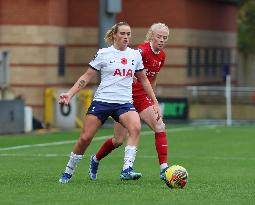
(104, 22), (130, 45)
(145, 23), (169, 42)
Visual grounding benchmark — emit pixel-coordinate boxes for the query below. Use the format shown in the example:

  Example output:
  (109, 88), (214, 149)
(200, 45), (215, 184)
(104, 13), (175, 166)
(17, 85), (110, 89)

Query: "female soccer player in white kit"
(59, 22), (161, 183)
(89, 23), (170, 181)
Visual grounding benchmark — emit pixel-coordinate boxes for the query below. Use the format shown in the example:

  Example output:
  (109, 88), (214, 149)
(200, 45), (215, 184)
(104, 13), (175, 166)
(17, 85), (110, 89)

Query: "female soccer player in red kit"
(89, 23), (170, 181)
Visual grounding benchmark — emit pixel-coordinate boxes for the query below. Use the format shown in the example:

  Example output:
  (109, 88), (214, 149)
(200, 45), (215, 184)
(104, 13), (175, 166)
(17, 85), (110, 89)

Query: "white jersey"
(89, 46), (144, 104)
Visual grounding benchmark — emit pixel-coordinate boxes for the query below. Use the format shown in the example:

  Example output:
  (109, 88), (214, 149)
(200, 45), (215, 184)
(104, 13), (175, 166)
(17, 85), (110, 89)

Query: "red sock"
(155, 132), (168, 165)
(95, 138), (116, 161)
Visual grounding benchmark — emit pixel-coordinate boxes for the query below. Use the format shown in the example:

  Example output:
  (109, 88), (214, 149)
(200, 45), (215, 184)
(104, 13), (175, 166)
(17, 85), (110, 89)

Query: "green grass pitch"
(0, 124), (255, 205)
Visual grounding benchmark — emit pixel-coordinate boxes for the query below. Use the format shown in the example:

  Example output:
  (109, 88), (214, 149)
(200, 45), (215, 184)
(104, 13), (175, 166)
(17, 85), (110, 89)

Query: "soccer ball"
(164, 165), (188, 189)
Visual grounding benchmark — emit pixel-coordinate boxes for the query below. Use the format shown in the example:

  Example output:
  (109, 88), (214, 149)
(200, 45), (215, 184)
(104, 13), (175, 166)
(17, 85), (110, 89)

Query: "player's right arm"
(59, 50), (103, 105)
(59, 68), (97, 105)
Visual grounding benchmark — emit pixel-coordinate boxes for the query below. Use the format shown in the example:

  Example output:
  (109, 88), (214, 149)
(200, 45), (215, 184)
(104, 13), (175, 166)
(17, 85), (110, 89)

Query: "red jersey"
(132, 42), (166, 98)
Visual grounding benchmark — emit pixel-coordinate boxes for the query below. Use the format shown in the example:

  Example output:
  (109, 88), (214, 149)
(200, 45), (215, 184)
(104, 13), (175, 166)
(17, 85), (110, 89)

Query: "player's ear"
(113, 32), (117, 40)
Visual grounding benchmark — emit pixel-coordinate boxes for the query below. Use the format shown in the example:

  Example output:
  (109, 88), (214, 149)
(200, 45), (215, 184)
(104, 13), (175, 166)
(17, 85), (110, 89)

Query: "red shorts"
(133, 95), (154, 113)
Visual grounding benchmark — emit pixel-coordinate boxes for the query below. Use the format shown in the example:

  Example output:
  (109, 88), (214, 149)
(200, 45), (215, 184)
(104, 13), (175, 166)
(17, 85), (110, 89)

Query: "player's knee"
(114, 139), (123, 147)
(79, 135), (92, 147)
(129, 123), (141, 136)
(154, 121), (166, 132)
(113, 136), (124, 147)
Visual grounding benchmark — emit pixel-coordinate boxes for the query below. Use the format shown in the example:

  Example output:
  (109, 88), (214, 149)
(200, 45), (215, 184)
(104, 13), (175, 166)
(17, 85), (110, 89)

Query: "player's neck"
(150, 42), (160, 55)
(113, 44), (128, 51)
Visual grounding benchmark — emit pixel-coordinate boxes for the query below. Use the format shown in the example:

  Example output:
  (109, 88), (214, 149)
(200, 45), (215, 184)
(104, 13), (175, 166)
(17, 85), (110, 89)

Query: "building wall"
(0, 0), (239, 121)
(237, 53), (255, 86)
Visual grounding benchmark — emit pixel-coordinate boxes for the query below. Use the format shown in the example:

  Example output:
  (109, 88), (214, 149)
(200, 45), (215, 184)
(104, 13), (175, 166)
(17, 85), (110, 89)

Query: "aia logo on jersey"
(121, 58), (127, 65)
(113, 69), (133, 77)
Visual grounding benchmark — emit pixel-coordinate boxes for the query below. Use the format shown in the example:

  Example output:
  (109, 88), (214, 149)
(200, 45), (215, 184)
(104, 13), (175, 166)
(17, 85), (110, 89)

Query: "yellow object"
(76, 89), (93, 128)
(44, 88), (93, 129)
(79, 89), (93, 112)
(75, 117), (83, 128)
(44, 88), (55, 128)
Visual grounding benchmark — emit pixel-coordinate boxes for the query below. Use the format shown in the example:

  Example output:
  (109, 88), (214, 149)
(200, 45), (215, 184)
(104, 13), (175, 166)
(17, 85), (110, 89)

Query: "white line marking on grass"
(0, 125), (216, 151)
(0, 135), (109, 151)
(0, 153), (69, 157)
(0, 153), (254, 161)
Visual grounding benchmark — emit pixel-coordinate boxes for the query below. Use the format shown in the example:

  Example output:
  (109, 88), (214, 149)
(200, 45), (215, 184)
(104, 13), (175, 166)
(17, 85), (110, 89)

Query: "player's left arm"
(136, 70), (162, 119)
(151, 74), (158, 91)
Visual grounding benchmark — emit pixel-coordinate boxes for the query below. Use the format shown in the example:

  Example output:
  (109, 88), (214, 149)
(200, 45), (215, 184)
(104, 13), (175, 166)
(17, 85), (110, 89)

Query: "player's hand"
(133, 76), (138, 83)
(153, 104), (162, 121)
(59, 92), (71, 105)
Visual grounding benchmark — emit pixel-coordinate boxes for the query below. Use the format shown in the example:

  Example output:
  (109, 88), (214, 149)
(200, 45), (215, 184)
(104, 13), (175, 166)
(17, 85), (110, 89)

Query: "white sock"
(160, 163), (168, 171)
(123, 145), (137, 171)
(64, 152), (83, 175)
(93, 155), (99, 163)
